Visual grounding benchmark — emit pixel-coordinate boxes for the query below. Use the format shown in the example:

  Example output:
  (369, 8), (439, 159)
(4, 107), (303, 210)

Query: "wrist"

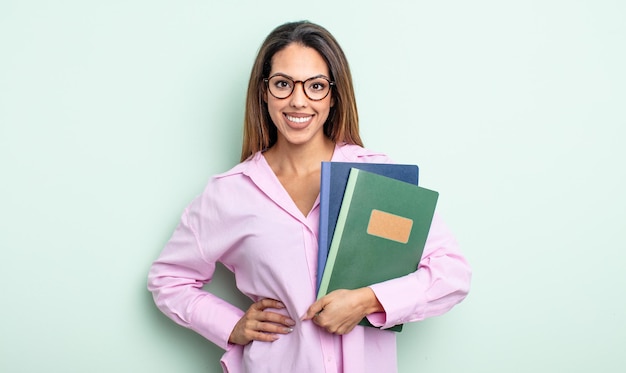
(362, 287), (384, 314)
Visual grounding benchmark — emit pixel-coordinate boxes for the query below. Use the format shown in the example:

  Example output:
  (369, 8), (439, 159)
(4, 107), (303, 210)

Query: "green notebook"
(317, 168), (439, 331)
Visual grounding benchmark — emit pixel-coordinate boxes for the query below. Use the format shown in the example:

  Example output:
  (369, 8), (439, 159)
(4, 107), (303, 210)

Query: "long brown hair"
(240, 21), (363, 161)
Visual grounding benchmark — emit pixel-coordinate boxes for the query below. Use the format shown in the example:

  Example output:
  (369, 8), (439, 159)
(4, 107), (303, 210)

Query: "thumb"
(302, 298), (326, 321)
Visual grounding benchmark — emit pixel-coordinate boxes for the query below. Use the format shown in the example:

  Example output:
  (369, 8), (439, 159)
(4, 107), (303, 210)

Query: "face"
(266, 43), (334, 148)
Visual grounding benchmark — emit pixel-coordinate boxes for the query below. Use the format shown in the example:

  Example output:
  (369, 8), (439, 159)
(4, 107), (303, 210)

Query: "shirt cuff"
(189, 294), (245, 350)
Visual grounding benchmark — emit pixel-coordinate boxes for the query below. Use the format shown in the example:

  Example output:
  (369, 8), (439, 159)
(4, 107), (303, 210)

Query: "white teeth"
(286, 115), (311, 123)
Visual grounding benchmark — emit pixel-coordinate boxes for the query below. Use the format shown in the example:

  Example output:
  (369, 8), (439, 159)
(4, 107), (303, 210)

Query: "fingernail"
(285, 318), (296, 326)
(284, 327), (294, 333)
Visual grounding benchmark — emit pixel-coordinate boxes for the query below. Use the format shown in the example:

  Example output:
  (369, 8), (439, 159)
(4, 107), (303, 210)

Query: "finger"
(252, 319), (294, 335)
(302, 299), (326, 320)
(253, 298), (285, 311)
(257, 310), (296, 327)
(247, 329), (281, 342)
(249, 299), (295, 327)
(329, 319), (357, 335)
(317, 315), (353, 335)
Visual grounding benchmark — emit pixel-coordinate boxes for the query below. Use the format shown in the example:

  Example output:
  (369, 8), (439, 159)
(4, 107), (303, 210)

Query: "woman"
(148, 21), (471, 373)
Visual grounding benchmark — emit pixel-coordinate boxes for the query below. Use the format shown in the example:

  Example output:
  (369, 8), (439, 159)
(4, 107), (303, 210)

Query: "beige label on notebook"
(366, 209), (413, 244)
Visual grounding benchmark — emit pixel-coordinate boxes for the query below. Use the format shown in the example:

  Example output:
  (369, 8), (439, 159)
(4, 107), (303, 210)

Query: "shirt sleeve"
(147, 205), (244, 351)
(366, 212), (472, 329)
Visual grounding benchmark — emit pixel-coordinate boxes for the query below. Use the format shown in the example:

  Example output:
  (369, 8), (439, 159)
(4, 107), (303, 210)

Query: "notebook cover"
(317, 162), (419, 291)
(317, 168), (438, 331)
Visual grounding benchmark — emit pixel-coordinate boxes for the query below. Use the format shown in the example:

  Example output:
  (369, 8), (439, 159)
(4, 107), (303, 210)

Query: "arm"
(147, 206), (244, 350)
(148, 205), (297, 348)
(366, 213), (472, 329)
(303, 213), (471, 332)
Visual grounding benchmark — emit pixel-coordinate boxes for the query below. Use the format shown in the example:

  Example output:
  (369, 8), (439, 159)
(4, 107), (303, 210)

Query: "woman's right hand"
(228, 298), (296, 345)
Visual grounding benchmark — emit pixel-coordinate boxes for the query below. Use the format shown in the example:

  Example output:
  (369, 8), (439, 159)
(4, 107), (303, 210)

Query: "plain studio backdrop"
(1, 1), (624, 372)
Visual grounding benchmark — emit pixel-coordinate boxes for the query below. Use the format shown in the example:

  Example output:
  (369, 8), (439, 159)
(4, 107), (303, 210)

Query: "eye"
(272, 78), (293, 90)
(308, 79), (328, 91)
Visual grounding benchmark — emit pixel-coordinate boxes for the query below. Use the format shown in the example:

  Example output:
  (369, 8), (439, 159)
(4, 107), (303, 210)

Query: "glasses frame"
(264, 74), (335, 101)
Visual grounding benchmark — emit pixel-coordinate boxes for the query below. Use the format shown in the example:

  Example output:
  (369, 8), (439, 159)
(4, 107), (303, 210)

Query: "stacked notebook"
(316, 162), (438, 332)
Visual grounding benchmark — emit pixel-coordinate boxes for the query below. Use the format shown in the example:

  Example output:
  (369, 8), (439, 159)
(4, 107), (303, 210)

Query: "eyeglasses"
(264, 73), (334, 101)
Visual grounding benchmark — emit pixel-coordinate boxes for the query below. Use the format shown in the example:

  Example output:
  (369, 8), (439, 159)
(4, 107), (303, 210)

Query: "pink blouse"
(148, 143), (471, 373)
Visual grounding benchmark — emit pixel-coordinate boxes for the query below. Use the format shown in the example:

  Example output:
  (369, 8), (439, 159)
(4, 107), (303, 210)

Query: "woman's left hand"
(302, 287), (383, 335)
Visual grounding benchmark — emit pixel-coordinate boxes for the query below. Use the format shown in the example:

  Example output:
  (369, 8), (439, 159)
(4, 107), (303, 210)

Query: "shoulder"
(334, 143), (394, 163)
(187, 155), (261, 216)
(189, 156), (257, 204)
(211, 152), (263, 181)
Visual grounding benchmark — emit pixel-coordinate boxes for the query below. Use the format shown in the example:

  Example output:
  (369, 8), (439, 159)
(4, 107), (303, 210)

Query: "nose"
(289, 81), (308, 107)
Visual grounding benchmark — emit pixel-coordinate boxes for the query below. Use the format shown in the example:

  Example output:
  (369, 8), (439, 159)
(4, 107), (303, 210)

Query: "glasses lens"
(304, 77), (331, 100)
(268, 76), (294, 99)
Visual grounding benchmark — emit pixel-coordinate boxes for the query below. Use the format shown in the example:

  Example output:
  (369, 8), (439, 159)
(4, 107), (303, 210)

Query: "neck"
(264, 137), (335, 175)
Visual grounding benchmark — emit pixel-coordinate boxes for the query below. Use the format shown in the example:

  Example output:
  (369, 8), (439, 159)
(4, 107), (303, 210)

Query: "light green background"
(1, 1), (625, 372)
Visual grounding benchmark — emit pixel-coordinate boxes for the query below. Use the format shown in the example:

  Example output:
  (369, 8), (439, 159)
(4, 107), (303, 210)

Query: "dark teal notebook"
(317, 168), (438, 332)
(317, 162), (419, 291)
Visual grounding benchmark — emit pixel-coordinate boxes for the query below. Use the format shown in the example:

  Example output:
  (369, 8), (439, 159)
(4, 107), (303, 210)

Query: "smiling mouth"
(285, 114), (312, 124)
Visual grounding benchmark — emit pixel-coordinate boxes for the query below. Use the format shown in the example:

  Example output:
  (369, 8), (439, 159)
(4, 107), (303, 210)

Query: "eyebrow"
(270, 72), (331, 81)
